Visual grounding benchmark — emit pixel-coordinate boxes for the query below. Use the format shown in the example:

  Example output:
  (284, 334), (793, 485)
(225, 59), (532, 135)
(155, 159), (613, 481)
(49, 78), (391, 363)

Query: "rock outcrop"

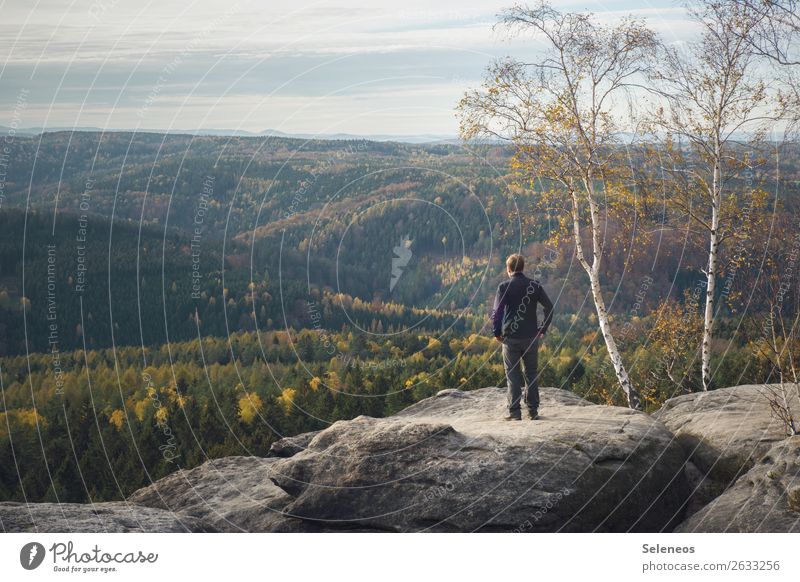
(127, 456), (299, 532)
(8, 384), (798, 533)
(265, 387), (688, 532)
(0, 501), (215, 532)
(122, 386), (681, 532)
(654, 383), (799, 514)
(676, 437), (800, 532)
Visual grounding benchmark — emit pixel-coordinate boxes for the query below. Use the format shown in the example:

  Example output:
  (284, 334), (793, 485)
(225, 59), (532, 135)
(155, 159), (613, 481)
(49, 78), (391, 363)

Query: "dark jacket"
(491, 272), (554, 339)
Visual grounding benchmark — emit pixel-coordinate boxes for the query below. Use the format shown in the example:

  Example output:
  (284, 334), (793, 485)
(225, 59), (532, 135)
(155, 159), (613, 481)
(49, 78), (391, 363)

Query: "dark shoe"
(504, 413), (522, 421)
(528, 410), (539, 420)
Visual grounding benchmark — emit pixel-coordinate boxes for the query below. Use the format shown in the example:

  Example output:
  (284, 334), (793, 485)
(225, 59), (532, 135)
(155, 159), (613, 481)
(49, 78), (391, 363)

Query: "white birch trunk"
(701, 212), (718, 391)
(589, 267), (642, 409)
(702, 157), (721, 392)
(571, 190), (642, 409)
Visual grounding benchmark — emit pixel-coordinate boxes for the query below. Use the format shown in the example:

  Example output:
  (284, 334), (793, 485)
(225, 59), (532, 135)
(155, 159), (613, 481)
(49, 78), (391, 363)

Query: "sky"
(0, 0), (693, 136)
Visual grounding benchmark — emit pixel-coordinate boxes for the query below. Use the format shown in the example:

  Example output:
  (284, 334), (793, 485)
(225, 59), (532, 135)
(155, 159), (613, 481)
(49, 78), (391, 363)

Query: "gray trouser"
(502, 336), (540, 414)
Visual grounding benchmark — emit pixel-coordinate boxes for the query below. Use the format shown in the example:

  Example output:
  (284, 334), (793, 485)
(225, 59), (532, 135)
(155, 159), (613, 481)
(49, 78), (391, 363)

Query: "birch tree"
(458, 1), (657, 409)
(648, 0), (781, 391)
(731, 0), (800, 123)
(730, 0), (799, 65)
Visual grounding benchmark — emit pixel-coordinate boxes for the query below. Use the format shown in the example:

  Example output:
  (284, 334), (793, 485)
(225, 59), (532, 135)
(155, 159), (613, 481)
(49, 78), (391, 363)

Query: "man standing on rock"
(491, 254), (554, 421)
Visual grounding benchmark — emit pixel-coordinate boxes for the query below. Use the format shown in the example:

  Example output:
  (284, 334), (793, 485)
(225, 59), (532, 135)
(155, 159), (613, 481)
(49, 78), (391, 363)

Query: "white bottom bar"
(1, 533), (797, 581)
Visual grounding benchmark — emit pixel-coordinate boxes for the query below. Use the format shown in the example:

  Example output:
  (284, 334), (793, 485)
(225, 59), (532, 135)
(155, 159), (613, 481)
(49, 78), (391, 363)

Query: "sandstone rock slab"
(269, 387), (689, 532)
(675, 437), (800, 532)
(0, 501), (215, 533)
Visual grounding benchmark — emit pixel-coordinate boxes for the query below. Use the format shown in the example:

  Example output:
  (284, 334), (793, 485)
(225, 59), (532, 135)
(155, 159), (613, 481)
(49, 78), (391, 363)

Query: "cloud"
(0, 0), (693, 134)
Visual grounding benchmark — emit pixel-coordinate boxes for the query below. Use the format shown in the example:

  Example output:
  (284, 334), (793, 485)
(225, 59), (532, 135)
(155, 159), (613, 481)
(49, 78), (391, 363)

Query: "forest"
(1, 130), (798, 502)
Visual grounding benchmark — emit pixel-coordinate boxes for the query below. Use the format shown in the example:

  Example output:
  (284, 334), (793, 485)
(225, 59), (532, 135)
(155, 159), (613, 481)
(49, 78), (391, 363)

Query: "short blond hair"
(506, 253), (525, 273)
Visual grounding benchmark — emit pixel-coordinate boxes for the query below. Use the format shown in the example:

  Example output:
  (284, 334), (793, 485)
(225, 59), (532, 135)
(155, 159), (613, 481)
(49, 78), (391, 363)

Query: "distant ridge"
(0, 125), (459, 144)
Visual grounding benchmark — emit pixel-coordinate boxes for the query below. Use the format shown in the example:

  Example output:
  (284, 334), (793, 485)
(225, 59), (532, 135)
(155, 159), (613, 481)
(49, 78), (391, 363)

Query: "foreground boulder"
(654, 384), (799, 513)
(127, 456), (300, 532)
(676, 437), (800, 532)
(267, 386), (689, 532)
(0, 501), (215, 532)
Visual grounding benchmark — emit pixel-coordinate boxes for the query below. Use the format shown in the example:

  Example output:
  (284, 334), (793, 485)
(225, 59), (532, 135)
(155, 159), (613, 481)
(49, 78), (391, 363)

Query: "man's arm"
(538, 285), (554, 335)
(491, 284), (505, 338)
